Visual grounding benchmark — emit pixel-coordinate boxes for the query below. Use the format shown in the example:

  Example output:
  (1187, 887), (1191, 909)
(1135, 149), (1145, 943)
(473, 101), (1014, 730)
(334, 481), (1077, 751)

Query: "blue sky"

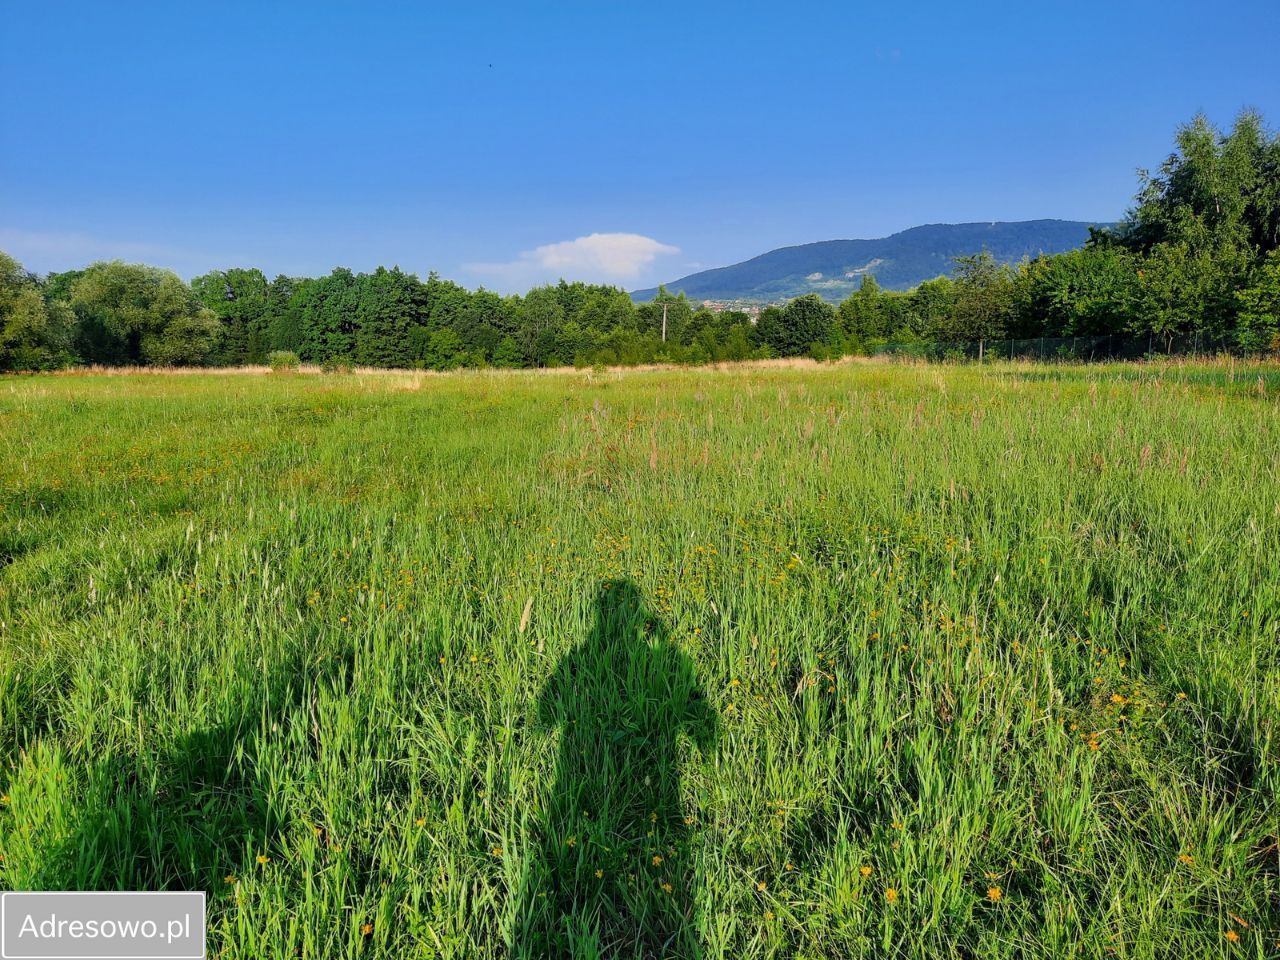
(2, 1), (1277, 292)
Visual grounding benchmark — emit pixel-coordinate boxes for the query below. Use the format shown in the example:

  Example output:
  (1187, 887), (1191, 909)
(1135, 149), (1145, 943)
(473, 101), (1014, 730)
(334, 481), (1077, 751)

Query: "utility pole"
(661, 300), (670, 342)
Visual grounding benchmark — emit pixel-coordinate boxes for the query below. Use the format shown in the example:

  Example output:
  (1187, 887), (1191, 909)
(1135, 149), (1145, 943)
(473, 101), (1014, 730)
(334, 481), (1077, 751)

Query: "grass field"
(1, 359), (1277, 958)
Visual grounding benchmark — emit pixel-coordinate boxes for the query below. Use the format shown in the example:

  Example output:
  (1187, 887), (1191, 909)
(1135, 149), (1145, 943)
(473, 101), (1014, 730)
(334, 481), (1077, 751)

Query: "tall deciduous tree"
(949, 250), (1014, 352)
(1235, 250), (1280, 352)
(838, 275), (887, 345)
(265, 275), (304, 353)
(0, 252), (74, 371)
(1120, 112), (1278, 258)
(295, 268), (359, 362)
(904, 276), (954, 341)
(353, 267), (427, 367)
(1012, 248), (1138, 337)
(192, 267), (271, 365)
(70, 261), (221, 366)
(1106, 110), (1280, 339)
(765, 294), (835, 356)
(516, 287), (565, 366)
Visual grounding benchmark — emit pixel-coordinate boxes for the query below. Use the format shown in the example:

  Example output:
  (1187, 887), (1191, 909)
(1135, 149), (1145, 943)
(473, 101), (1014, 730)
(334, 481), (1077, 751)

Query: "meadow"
(0, 358), (1276, 959)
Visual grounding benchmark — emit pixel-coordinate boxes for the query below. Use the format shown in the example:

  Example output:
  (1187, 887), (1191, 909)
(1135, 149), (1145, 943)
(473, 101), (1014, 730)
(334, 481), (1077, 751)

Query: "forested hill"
(632, 220), (1103, 302)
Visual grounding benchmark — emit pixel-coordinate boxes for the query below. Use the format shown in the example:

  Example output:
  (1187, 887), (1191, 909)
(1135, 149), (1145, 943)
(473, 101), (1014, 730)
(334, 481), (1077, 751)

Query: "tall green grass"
(0, 360), (1276, 958)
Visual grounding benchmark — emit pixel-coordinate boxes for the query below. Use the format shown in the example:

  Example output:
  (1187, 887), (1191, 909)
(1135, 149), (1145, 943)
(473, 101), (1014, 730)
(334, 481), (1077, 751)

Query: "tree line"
(2, 110), (1278, 373)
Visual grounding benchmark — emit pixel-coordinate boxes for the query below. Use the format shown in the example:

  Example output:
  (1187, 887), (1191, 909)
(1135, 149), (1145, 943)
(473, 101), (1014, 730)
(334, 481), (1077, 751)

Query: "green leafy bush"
(267, 350), (300, 372)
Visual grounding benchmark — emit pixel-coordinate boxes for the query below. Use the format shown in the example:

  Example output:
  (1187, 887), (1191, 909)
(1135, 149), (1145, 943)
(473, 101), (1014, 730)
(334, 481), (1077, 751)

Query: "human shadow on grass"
(22, 646), (349, 897)
(513, 579), (718, 960)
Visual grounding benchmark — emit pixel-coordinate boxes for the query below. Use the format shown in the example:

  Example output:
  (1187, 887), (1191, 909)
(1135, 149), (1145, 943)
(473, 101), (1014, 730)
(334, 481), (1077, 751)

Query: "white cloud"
(465, 232), (679, 289)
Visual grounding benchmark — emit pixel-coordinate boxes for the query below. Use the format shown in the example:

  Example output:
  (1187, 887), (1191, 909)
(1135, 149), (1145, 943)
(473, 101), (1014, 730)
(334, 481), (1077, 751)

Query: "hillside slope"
(632, 219), (1104, 302)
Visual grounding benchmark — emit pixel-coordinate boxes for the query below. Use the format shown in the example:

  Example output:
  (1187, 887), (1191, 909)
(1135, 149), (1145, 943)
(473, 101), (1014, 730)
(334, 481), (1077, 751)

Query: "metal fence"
(867, 333), (1258, 363)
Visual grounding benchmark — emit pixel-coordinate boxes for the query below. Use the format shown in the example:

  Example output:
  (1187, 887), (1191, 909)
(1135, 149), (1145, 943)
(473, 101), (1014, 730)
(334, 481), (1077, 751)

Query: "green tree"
(716, 323), (753, 362)
(754, 306), (782, 354)
(1012, 248), (1139, 337)
(423, 327), (465, 370)
(904, 276), (955, 340)
(265, 275), (304, 353)
(70, 261), (221, 366)
(455, 288), (511, 361)
(949, 250), (1014, 353)
(516, 287), (565, 366)
(1105, 110), (1280, 341)
(637, 287), (693, 344)
(1133, 242), (1248, 346)
(837, 275), (887, 346)
(759, 294), (834, 356)
(1118, 112), (1278, 259)
(577, 285), (637, 337)
(492, 335), (523, 368)
(1235, 251), (1280, 352)
(295, 268), (359, 362)
(353, 267), (428, 367)
(0, 252), (74, 371)
(192, 268), (271, 365)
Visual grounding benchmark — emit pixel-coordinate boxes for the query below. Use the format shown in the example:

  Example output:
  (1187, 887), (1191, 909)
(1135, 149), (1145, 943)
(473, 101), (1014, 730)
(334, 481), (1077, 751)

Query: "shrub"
(862, 337), (887, 356)
(320, 357), (353, 374)
(268, 350), (300, 372)
(685, 343), (711, 365)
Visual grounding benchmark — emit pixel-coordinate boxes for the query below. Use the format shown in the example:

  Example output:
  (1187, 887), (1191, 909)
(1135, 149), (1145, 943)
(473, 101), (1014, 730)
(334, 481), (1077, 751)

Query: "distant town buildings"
(701, 301), (762, 322)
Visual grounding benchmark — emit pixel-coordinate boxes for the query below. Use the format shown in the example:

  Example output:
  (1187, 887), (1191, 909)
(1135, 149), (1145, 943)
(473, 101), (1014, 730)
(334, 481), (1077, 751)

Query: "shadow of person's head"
(588, 577), (662, 648)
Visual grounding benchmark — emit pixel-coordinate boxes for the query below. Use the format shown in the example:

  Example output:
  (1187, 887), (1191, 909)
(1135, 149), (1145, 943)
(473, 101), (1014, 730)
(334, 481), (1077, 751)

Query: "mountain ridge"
(632, 219), (1107, 303)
